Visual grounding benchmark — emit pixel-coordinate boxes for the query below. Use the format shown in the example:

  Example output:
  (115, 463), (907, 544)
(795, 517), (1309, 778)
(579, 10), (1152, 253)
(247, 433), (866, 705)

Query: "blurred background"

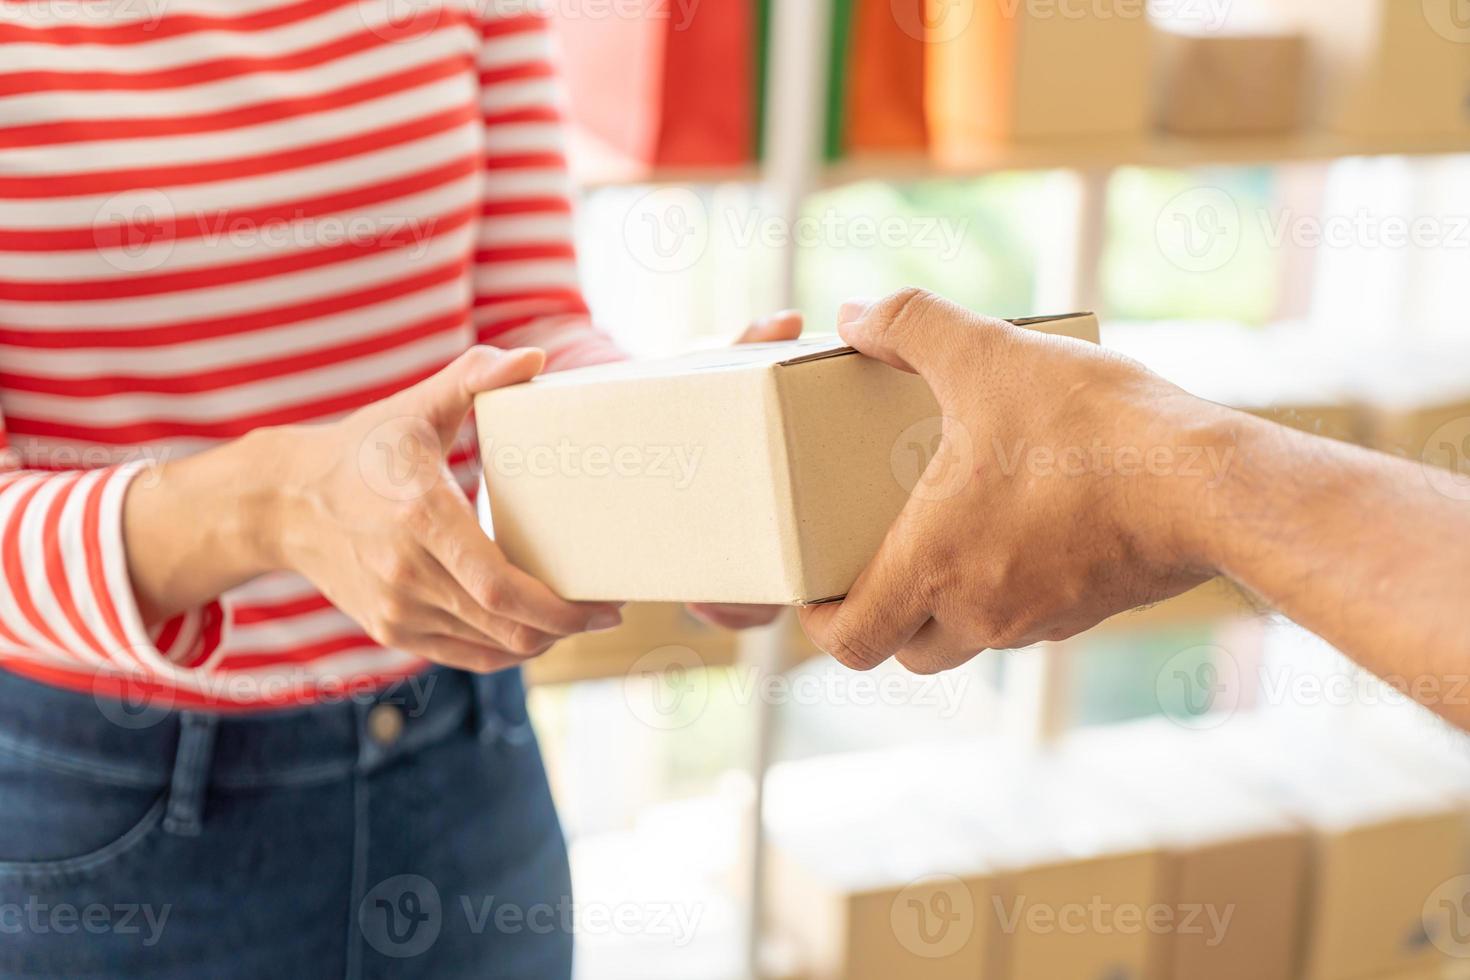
(517, 1), (1470, 978)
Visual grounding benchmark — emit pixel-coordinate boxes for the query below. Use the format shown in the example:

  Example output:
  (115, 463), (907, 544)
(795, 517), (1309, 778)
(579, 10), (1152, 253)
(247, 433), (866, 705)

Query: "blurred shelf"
(574, 131), (1470, 189)
(573, 163), (761, 189)
(826, 131), (1470, 184)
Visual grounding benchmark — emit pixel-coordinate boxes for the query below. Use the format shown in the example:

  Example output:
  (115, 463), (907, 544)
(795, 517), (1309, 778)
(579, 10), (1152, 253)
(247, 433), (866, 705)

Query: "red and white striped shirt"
(0, 0), (620, 708)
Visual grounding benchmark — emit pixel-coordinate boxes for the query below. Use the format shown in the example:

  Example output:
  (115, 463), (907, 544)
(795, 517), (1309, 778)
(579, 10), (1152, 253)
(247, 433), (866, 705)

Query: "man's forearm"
(1196, 413), (1470, 722)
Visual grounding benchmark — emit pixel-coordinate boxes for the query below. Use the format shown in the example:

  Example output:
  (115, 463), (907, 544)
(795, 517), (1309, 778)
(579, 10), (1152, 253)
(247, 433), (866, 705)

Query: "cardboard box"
(765, 749), (998, 980)
(1283, 0), (1470, 137)
(925, 0), (1152, 155)
(1156, 30), (1307, 136)
(1190, 717), (1466, 980)
(951, 752), (1164, 980)
(765, 742), (1162, 980)
(767, 832), (997, 980)
(1060, 720), (1310, 980)
(476, 315), (1098, 604)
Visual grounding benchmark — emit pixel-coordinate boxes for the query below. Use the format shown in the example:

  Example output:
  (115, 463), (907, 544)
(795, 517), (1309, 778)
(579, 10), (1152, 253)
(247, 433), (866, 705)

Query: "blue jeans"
(0, 667), (573, 979)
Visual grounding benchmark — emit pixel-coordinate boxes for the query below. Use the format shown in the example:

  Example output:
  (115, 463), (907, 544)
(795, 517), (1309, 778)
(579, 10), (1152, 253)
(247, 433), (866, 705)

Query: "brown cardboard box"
(925, 0), (1152, 156)
(765, 743), (1163, 980)
(1192, 717), (1466, 980)
(476, 316), (1098, 604)
(524, 602), (738, 686)
(952, 751), (1164, 980)
(765, 749), (998, 980)
(1283, 0), (1470, 137)
(766, 835), (997, 980)
(1156, 29), (1308, 136)
(1060, 720), (1309, 980)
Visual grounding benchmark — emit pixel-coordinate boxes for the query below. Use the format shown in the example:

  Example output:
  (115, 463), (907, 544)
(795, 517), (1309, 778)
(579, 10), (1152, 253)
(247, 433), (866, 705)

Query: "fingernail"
(588, 612), (622, 632)
(838, 299), (874, 325)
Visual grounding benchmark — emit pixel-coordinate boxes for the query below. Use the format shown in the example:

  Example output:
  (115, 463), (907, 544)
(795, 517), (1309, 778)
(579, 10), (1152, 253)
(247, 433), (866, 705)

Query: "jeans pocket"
(0, 748), (168, 883)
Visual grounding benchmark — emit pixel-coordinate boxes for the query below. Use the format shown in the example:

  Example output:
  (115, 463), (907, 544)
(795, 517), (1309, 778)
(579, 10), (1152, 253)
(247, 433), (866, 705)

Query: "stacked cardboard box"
(1155, 29), (1308, 137)
(1186, 716), (1467, 980)
(1060, 721), (1310, 980)
(766, 743), (1165, 980)
(1282, 0), (1470, 138)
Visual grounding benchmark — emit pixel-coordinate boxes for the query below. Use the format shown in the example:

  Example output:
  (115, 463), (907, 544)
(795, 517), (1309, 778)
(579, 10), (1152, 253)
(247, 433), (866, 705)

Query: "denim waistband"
(0, 665), (534, 794)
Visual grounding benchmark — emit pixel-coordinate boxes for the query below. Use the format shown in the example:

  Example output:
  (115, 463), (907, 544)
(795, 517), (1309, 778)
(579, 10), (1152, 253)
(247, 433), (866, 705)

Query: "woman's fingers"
(413, 565), (561, 656)
(687, 603), (783, 630)
(398, 634), (526, 675)
(421, 488), (622, 636)
(737, 310), (803, 345)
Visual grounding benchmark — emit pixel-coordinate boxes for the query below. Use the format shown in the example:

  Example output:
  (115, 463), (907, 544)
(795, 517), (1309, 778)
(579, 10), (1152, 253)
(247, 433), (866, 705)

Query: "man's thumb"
(838, 288), (994, 377)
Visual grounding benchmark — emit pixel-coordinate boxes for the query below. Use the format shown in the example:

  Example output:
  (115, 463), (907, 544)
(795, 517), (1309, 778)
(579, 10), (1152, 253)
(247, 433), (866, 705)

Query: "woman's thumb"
(413, 346), (545, 441)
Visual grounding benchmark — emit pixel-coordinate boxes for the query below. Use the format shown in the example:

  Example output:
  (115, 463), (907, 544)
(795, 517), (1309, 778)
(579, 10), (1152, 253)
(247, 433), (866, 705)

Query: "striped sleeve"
(472, 1), (622, 372)
(0, 426), (227, 677)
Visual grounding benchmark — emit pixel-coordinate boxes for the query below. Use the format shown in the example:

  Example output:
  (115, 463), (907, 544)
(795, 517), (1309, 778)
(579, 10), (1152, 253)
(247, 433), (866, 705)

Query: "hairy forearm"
(1190, 413), (1470, 721)
(122, 428), (286, 626)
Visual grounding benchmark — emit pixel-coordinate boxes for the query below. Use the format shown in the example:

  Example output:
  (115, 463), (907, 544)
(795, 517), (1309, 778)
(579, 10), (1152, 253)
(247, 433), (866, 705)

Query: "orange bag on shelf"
(844, 0), (928, 154)
(550, 0), (755, 177)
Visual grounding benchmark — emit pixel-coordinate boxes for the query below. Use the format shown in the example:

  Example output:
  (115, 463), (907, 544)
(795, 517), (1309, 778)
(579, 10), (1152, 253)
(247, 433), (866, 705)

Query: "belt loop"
(472, 672), (503, 744)
(163, 712), (218, 837)
(474, 669), (534, 747)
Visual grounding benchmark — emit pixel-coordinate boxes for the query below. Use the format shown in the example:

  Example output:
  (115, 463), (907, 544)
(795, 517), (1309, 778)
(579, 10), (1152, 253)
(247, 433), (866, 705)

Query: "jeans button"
(367, 704), (405, 747)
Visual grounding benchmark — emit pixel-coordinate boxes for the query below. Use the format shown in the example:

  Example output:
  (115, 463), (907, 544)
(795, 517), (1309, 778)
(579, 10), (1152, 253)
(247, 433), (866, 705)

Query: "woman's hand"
(131, 326), (795, 664)
(686, 311), (804, 631)
(250, 347), (622, 673)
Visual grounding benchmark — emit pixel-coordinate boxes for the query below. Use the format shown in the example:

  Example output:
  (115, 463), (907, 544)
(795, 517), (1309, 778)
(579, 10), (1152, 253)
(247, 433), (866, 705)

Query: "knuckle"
(875, 287), (937, 339)
(508, 623), (544, 657)
(370, 616), (409, 648)
(478, 576), (505, 611)
(825, 623), (889, 672)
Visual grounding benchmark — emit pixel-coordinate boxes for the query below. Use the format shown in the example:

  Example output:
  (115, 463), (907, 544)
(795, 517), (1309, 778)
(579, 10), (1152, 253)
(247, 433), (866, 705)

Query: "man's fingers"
(836, 288), (1005, 377)
(798, 537), (931, 671)
(397, 346), (545, 445)
(894, 619), (986, 675)
(737, 310), (803, 345)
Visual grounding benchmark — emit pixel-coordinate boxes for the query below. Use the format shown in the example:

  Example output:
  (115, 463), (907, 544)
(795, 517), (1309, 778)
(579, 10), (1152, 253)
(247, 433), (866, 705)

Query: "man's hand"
(686, 311), (804, 630)
(799, 289), (1234, 674)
